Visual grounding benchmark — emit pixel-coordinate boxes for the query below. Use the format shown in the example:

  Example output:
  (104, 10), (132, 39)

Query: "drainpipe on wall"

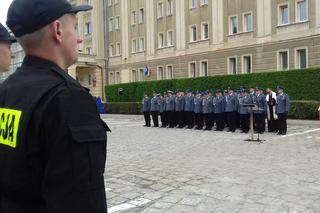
(102, 0), (109, 97)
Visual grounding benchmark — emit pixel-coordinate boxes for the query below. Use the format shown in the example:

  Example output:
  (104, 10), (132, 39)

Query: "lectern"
(242, 104), (264, 143)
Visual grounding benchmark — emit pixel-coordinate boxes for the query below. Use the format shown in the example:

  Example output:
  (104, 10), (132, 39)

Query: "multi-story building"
(107, 0), (320, 84)
(68, 0), (108, 99)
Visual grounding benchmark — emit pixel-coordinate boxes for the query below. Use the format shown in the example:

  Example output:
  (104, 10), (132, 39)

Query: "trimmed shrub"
(105, 100), (320, 120)
(105, 68), (320, 102)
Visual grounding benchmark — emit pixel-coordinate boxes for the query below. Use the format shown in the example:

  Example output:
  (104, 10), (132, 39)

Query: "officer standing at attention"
(159, 93), (167, 127)
(202, 91), (213, 130)
(150, 91), (160, 127)
(213, 89), (226, 131)
(253, 87), (267, 134)
(184, 90), (194, 129)
(175, 91), (185, 128)
(0, 23), (16, 73)
(276, 86), (290, 135)
(238, 90), (252, 133)
(166, 90), (175, 128)
(194, 92), (203, 130)
(225, 88), (237, 132)
(142, 93), (151, 127)
(0, 0), (110, 212)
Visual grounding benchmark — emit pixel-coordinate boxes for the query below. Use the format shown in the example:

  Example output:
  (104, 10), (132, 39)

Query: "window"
(167, 0), (173, 15)
(279, 4), (289, 25)
(228, 57), (237, 74)
(158, 66), (164, 80)
(190, 0), (197, 9)
(189, 62), (196, 77)
(109, 73), (114, 84)
(200, 60), (208, 76)
(229, 16), (238, 34)
(297, 0), (307, 22)
(158, 33), (164, 48)
(139, 8), (144, 23)
(115, 72), (120, 84)
(139, 69), (144, 81)
(190, 25), (197, 42)
(167, 31), (174, 46)
(108, 0), (112, 6)
(139, 37), (145, 51)
(242, 55), (252, 73)
(109, 18), (114, 32)
(131, 70), (137, 82)
(86, 47), (92, 55)
(158, 2), (163, 18)
(167, 65), (173, 79)
(116, 43), (121, 56)
(131, 11), (137, 25)
(115, 16), (120, 30)
(295, 48), (308, 69)
(201, 23), (209, 40)
(85, 0), (91, 5)
(278, 50), (289, 70)
(132, 39), (137, 53)
(243, 12), (253, 32)
(84, 22), (92, 35)
(201, 0), (208, 6)
(109, 44), (114, 57)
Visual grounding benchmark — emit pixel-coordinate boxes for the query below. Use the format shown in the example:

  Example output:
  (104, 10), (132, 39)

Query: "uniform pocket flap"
(69, 125), (107, 143)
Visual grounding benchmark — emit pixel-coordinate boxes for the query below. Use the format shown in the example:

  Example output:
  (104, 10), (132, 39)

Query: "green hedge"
(105, 68), (320, 102)
(105, 100), (320, 120)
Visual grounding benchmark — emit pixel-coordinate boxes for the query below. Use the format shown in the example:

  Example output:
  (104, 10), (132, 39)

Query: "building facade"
(107, 0), (320, 84)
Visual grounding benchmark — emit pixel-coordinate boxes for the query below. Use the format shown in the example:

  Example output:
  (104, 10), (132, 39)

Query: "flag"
(144, 66), (151, 78)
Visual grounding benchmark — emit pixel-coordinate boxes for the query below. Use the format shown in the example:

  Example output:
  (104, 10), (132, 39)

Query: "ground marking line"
(108, 197), (151, 213)
(282, 128), (320, 138)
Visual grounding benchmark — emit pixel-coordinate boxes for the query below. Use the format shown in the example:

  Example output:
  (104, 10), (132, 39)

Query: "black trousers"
(204, 113), (212, 130)
(164, 111), (169, 127)
(254, 113), (266, 133)
(173, 111), (178, 127)
(143, 112), (151, 126)
(215, 113), (224, 130)
(195, 113), (203, 129)
(240, 114), (250, 133)
(211, 113), (215, 129)
(151, 111), (159, 127)
(226, 112), (236, 132)
(267, 119), (279, 132)
(177, 111), (184, 128)
(185, 111), (194, 128)
(278, 113), (288, 134)
(236, 112), (240, 129)
(160, 112), (166, 127)
(167, 111), (175, 128)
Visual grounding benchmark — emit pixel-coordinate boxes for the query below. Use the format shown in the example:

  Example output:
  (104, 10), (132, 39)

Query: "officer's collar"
(23, 55), (64, 70)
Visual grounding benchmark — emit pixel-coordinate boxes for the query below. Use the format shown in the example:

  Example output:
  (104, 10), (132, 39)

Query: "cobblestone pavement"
(101, 114), (320, 213)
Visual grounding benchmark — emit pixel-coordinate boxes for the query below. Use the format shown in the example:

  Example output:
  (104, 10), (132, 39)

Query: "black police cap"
(0, 23), (16, 43)
(7, 0), (92, 38)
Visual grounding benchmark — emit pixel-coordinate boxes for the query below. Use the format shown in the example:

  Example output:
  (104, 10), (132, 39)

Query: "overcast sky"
(0, 0), (13, 26)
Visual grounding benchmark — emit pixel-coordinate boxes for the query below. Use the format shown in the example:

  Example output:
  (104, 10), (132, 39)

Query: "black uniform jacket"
(0, 55), (109, 213)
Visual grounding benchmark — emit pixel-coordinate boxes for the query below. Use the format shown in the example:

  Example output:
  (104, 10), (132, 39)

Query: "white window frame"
(277, 49), (290, 70)
(295, 47), (308, 69)
(200, 0), (208, 6)
(139, 37), (145, 51)
(131, 11), (137, 25)
(109, 72), (114, 84)
(201, 22), (209, 40)
(85, 46), (92, 55)
(243, 11), (253, 32)
(109, 17), (114, 32)
(84, 21), (92, 35)
(190, 25), (197, 42)
(132, 39), (137, 53)
(85, 0), (91, 5)
(167, 0), (174, 16)
(116, 42), (121, 56)
(190, 0), (197, 9)
(158, 1), (164, 18)
(157, 66), (165, 80)
(158, 32), (164, 48)
(131, 70), (137, 82)
(115, 16), (120, 30)
(138, 68), (145, 81)
(167, 30), (174, 46)
(188, 61), (197, 78)
(229, 15), (238, 35)
(241, 54), (253, 74)
(108, 0), (112, 7)
(227, 56), (238, 75)
(139, 8), (144, 24)
(109, 44), (114, 57)
(166, 64), (174, 79)
(115, 71), (120, 84)
(278, 3), (290, 26)
(200, 60), (209, 77)
(296, 0), (308, 22)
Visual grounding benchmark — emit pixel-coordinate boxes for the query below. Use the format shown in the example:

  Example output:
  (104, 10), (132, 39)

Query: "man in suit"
(253, 87), (267, 134)
(276, 86), (290, 135)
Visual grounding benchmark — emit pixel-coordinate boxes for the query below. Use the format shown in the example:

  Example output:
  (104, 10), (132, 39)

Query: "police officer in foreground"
(276, 86), (290, 135)
(150, 91), (160, 127)
(253, 87), (267, 134)
(0, 0), (110, 212)
(142, 92), (151, 127)
(0, 23), (16, 73)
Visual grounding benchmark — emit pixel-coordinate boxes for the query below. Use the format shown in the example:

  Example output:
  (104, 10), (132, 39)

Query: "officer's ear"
(51, 20), (64, 44)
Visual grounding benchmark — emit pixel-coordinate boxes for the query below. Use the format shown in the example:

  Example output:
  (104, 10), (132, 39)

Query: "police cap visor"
(7, 0), (92, 38)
